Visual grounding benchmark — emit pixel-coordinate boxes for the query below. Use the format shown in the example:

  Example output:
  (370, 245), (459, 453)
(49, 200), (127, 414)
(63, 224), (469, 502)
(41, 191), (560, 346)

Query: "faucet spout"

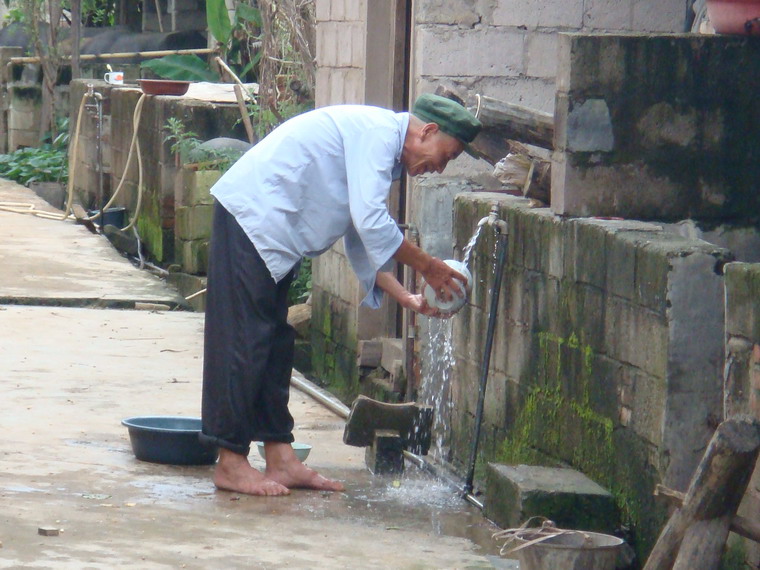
(486, 204), (508, 235)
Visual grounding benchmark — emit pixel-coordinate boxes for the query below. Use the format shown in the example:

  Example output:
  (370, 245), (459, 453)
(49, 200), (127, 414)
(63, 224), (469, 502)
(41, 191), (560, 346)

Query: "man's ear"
(420, 122), (440, 140)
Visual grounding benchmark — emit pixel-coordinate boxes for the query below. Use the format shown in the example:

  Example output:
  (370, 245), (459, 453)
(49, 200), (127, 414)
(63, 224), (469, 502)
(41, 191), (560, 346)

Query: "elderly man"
(201, 94), (482, 496)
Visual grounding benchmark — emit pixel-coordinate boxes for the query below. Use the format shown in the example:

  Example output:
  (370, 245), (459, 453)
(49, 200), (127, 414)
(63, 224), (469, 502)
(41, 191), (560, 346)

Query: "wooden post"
(233, 84), (255, 144)
(467, 94), (554, 150)
(71, 0), (81, 80)
(644, 415), (760, 570)
(655, 484), (760, 544)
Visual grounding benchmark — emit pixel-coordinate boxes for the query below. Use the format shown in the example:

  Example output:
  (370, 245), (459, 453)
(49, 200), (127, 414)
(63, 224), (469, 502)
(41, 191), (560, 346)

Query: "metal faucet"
(487, 204), (508, 235)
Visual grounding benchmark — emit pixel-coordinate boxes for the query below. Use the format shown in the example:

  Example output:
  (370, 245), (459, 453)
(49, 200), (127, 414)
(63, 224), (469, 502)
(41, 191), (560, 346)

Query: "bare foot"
(213, 448), (290, 496)
(263, 442), (345, 492)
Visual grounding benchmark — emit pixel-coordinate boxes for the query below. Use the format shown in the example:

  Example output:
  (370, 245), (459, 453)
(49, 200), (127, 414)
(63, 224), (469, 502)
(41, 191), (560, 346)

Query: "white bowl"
(422, 259), (472, 313)
(256, 441), (312, 462)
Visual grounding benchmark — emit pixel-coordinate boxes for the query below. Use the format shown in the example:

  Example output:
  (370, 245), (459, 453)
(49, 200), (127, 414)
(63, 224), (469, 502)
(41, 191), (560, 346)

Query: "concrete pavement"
(0, 180), (511, 569)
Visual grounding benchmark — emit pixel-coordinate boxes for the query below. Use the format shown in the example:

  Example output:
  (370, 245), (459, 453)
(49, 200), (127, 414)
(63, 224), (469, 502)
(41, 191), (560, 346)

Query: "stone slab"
(484, 464), (618, 532)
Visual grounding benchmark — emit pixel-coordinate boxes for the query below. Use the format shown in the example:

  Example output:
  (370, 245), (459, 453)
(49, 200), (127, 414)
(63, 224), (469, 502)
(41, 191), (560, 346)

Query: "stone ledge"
(484, 463), (618, 532)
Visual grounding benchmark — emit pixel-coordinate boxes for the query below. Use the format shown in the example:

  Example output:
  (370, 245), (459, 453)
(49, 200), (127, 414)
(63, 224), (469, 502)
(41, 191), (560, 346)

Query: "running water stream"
(419, 216), (492, 461)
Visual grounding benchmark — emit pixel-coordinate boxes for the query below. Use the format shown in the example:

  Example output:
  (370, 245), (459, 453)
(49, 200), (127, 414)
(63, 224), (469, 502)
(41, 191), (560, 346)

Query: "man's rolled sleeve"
(344, 225), (403, 308)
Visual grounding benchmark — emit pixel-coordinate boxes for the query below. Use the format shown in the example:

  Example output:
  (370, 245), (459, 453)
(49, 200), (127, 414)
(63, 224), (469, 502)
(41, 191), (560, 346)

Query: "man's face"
(402, 124), (465, 177)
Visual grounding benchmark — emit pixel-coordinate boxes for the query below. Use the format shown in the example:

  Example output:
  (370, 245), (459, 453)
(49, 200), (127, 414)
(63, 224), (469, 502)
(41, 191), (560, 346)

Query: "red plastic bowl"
(706, 0), (760, 35)
(137, 79), (190, 96)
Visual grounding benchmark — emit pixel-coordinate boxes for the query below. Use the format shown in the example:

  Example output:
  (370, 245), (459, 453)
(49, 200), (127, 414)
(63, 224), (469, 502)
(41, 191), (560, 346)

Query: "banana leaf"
(141, 55), (219, 82)
(207, 0), (232, 46)
(235, 4), (262, 27)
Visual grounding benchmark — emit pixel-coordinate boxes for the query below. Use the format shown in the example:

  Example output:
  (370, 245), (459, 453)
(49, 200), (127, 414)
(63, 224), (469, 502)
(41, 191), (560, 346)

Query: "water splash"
(419, 317), (454, 461)
(418, 218), (492, 461)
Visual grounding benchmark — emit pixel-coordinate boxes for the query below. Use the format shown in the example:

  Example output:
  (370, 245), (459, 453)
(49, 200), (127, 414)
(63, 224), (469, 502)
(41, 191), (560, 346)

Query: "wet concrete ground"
(0, 181), (518, 568)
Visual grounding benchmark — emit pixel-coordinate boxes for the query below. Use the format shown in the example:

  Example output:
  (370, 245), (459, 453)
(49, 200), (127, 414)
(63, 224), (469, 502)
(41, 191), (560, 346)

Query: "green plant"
(163, 118), (245, 172)
(0, 144), (67, 186)
(288, 257), (312, 306)
(164, 117), (202, 160)
(0, 113), (68, 185)
(142, 0), (262, 83)
(248, 97), (313, 140)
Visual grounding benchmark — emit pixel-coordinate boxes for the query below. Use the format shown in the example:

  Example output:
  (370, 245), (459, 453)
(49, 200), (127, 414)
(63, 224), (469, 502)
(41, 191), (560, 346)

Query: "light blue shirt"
(210, 105), (409, 308)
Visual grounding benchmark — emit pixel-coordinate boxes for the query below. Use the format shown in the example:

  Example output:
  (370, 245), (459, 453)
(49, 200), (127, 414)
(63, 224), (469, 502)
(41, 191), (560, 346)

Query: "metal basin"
(122, 416), (218, 465)
(137, 79), (190, 96)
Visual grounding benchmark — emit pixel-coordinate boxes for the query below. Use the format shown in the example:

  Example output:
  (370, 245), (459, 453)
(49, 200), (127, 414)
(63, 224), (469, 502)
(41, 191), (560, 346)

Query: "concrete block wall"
(69, 79), (246, 267)
(174, 168), (221, 274)
(552, 33), (760, 221)
(310, 238), (363, 402)
(413, 0), (685, 112)
(446, 192), (731, 558)
(408, 1), (689, 288)
(310, 0), (693, 405)
(314, 0), (366, 106)
(8, 85), (43, 151)
(312, 0), (366, 387)
(724, 263), (760, 568)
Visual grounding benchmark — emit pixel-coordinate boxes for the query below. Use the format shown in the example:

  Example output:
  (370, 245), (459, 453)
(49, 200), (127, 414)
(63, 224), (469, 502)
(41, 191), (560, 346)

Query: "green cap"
(412, 93), (482, 146)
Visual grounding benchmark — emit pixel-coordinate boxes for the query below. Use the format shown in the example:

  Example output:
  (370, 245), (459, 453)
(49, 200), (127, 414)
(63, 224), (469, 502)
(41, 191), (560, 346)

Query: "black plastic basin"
(122, 416), (218, 465)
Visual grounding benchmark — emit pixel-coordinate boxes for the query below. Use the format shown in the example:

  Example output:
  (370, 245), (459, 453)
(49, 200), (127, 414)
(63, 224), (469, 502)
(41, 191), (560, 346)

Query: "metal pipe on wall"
(463, 215), (509, 496)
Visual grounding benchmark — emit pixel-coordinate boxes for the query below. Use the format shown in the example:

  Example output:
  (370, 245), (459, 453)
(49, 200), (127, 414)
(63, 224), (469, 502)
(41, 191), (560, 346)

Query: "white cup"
(104, 71), (124, 85)
(422, 259), (472, 314)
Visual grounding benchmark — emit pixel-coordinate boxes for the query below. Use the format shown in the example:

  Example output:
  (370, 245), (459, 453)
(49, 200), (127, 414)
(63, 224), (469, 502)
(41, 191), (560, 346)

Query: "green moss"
(496, 331), (665, 564)
(720, 535), (748, 570)
(309, 289), (360, 405)
(137, 192), (164, 261)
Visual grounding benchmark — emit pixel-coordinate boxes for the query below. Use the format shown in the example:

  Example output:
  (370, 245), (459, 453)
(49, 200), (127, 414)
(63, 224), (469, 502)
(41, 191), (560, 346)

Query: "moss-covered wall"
(553, 34), (760, 221)
(310, 285), (360, 404)
(447, 192), (731, 562)
(69, 79), (246, 265)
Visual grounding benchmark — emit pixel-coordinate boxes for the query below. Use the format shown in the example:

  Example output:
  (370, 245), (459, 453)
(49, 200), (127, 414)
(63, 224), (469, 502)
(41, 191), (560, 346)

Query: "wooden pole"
(9, 48), (218, 65)
(215, 57), (256, 102)
(468, 94), (554, 150)
(655, 484), (760, 544)
(233, 84), (255, 144)
(644, 415), (760, 570)
(71, 0), (81, 79)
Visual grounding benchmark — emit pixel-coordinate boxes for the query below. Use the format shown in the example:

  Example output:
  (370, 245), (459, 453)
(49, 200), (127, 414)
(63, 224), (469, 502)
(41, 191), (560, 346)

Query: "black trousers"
(200, 201), (297, 456)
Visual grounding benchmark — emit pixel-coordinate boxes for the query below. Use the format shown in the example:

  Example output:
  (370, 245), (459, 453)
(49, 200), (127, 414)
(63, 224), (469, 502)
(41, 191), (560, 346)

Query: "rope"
(492, 516), (593, 556)
(0, 89), (147, 233)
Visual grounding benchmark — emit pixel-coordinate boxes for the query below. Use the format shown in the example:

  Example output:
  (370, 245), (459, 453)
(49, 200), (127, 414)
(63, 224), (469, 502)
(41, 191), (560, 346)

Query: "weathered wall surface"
(314, 0), (366, 106)
(552, 34), (760, 221)
(446, 192), (731, 558)
(69, 80), (245, 266)
(724, 263), (760, 568)
(411, 0), (686, 183)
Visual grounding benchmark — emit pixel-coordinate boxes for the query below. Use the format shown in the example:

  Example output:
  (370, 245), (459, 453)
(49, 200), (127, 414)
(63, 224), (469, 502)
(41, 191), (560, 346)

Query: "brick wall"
(69, 80), (246, 265)
(447, 192), (731, 559)
(314, 0), (366, 106)
(552, 34), (760, 221)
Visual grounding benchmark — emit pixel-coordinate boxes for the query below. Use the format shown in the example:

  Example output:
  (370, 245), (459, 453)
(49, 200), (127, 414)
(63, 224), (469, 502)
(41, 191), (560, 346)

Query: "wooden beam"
(467, 94), (554, 150)
(655, 484), (760, 543)
(9, 48), (218, 65)
(644, 416), (760, 570)
(673, 516), (732, 570)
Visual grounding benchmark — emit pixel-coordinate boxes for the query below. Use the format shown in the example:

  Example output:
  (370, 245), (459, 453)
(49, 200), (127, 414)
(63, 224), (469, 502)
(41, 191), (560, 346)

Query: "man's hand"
(375, 271), (455, 319)
(392, 239), (467, 303)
